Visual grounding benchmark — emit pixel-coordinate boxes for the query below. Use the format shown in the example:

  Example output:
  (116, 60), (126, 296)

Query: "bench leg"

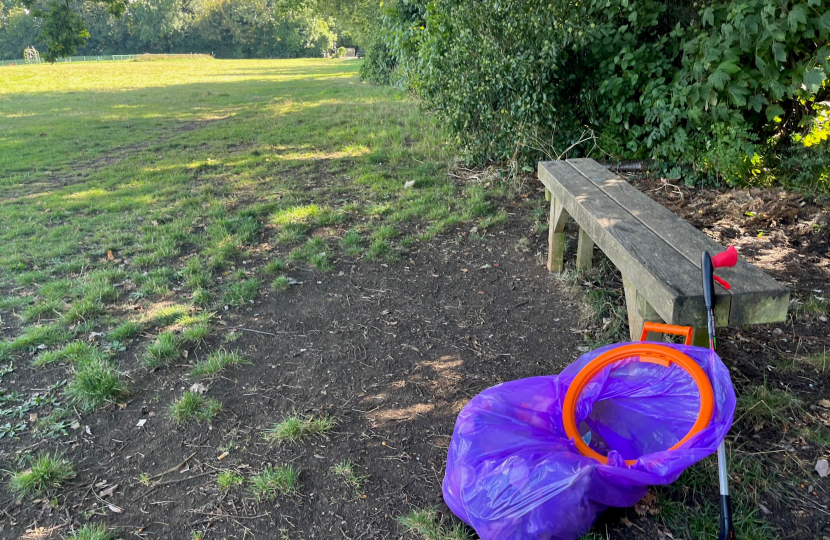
(576, 228), (594, 271)
(547, 197), (570, 272)
(622, 275), (664, 341)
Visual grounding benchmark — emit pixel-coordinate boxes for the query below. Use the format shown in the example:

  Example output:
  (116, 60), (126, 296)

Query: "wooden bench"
(537, 159), (790, 344)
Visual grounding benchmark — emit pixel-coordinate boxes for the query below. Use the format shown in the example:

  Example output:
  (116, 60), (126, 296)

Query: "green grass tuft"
(65, 356), (128, 410)
(22, 299), (64, 323)
(63, 297), (104, 324)
(309, 252), (332, 271)
(67, 523), (114, 540)
(264, 258), (287, 275)
(108, 320), (143, 342)
(222, 278), (261, 306)
(170, 391), (222, 424)
(11, 324), (73, 351)
(331, 460), (368, 495)
(366, 239), (397, 261)
(0, 295), (34, 311)
(263, 414), (336, 443)
(190, 350), (249, 378)
(799, 293), (828, 318)
(144, 331), (181, 369)
(735, 385), (804, 429)
(271, 276), (290, 291)
(148, 304), (190, 327)
(9, 453), (75, 499)
(248, 465), (300, 500)
(398, 508), (474, 540)
(182, 257), (212, 289)
(216, 470), (244, 491)
(192, 288), (212, 306)
(33, 340), (103, 367)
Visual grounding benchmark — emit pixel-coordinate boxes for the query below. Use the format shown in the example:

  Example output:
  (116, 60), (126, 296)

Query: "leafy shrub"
(336, 46), (347, 57)
(364, 0), (830, 188)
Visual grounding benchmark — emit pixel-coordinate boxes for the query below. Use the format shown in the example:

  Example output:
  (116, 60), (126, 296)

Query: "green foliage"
(271, 276), (290, 291)
(336, 46), (347, 57)
(222, 278), (261, 306)
(3, 0), (339, 61)
(143, 331), (180, 368)
(365, 0), (830, 187)
(33, 340), (103, 367)
(35, 0), (92, 62)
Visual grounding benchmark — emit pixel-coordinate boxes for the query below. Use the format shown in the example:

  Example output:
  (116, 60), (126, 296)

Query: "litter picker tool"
(702, 245), (738, 540)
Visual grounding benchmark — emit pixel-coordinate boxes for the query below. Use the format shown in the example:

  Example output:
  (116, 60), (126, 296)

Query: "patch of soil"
(0, 218), (584, 539)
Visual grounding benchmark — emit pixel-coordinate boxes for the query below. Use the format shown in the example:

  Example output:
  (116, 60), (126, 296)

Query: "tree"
(0, 4), (41, 60)
(21, 0), (126, 60)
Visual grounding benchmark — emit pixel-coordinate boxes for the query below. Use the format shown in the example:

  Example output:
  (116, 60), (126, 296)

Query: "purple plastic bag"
(442, 342), (736, 540)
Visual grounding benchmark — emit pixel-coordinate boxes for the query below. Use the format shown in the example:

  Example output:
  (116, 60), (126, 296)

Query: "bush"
(336, 46), (347, 58)
(364, 0), (830, 188)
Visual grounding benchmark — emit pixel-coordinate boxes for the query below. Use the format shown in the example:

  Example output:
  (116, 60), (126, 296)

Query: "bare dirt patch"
(0, 216), (583, 539)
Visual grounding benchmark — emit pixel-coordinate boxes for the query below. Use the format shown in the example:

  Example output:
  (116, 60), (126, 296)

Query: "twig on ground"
(223, 326), (301, 337)
(149, 452), (197, 481)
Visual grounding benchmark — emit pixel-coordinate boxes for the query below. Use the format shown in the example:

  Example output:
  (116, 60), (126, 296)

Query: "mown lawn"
(0, 58), (510, 361)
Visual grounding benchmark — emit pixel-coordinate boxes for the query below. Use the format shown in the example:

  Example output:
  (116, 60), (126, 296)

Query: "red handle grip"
(711, 246), (738, 269)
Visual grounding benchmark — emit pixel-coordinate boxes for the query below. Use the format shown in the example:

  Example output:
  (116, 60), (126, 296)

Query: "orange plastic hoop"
(562, 343), (715, 466)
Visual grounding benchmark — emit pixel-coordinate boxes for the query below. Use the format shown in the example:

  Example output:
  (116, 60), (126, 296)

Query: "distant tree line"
(0, 0), (360, 60)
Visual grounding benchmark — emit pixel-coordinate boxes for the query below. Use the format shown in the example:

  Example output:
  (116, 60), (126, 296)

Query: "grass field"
(0, 57), (512, 356)
(0, 58), (826, 540)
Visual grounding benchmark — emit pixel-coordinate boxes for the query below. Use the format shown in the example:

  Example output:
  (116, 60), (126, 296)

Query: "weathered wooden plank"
(567, 158), (789, 325)
(539, 161), (725, 326)
(576, 228), (594, 270)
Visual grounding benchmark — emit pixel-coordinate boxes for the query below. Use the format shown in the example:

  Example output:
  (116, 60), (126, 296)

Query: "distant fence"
(0, 53), (212, 67)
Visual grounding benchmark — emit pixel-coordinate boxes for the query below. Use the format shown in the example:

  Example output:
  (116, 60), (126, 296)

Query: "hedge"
(362, 0), (830, 188)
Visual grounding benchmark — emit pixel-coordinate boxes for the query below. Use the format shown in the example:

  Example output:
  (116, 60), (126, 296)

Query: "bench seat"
(537, 159), (789, 342)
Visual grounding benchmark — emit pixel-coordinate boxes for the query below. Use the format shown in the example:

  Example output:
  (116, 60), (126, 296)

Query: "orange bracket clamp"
(639, 321), (694, 345)
(562, 343), (715, 465)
